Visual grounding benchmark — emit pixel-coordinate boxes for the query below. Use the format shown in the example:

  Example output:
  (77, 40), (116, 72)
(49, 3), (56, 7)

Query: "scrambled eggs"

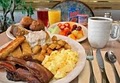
(42, 49), (79, 79)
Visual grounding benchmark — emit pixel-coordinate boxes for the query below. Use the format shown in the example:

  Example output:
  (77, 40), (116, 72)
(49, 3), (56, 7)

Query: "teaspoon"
(105, 51), (120, 83)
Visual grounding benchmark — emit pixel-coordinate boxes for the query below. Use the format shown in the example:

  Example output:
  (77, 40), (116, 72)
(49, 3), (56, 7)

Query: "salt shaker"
(104, 12), (112, 18)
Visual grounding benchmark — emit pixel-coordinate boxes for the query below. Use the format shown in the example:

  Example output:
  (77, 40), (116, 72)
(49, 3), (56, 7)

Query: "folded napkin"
(78, 50), (120, 83)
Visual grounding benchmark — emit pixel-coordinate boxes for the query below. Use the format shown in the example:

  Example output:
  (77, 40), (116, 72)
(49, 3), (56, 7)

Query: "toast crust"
(0, 36), (25, 59)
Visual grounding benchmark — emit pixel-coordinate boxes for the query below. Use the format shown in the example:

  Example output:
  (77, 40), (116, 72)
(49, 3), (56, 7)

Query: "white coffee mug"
(88, 17), (119, 48)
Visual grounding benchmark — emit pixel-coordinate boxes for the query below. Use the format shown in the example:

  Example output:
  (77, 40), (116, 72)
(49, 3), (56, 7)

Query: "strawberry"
(57, 23), (62, 27)
(59, 30), (66, 36)
(64, 23), (70, 28)
(59, 25), (66, 30)
(64, 27), (71, 36)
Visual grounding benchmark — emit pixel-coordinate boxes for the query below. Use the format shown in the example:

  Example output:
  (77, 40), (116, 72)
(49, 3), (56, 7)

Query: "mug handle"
(110, 22), (120, 40)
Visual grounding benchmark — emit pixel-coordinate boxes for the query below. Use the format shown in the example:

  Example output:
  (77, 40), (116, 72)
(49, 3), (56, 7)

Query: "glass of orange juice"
(48, 9), (61, 25)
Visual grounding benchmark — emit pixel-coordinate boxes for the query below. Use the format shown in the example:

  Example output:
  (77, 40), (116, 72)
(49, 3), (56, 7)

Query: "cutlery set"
(86, 48), (120, 83)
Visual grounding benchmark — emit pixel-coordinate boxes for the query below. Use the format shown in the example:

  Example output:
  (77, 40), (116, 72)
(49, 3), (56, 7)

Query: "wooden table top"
(0, 32), (120, 83)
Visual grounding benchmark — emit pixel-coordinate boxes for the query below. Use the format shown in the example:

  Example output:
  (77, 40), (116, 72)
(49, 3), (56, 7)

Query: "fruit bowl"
(47, 22), (88, 42)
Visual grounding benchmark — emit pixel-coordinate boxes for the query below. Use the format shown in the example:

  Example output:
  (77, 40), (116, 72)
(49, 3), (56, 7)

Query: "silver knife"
(96, 49), (109, 83)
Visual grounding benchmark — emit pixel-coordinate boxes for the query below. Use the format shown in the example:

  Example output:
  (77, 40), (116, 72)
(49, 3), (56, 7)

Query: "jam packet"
(77, 14), (88, 26)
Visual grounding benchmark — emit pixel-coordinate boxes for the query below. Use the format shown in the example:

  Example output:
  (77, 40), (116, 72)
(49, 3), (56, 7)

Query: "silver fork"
(86, 47), (97, 83)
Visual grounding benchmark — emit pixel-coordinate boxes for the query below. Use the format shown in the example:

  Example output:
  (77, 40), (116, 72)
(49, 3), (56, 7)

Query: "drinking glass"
(36, 7), (49, 27)
(48, 9), (61, 25)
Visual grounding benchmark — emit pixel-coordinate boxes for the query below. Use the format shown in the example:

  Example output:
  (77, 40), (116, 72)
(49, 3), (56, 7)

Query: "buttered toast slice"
(21, 40), (32, 57)
(10, 46), (23, 58)
(0, 36), (25, 59)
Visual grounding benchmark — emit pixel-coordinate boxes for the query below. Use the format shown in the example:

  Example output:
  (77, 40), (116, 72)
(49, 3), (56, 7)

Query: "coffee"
(91, 18), (110, 21)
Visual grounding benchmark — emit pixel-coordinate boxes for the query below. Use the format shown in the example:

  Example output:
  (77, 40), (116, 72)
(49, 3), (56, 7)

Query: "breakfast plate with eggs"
(0, 34), (86, 83)
(47, 22), (88, 42)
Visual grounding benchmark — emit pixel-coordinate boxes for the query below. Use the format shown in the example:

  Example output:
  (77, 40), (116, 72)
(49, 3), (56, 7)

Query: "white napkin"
(78, 50), (120, 83)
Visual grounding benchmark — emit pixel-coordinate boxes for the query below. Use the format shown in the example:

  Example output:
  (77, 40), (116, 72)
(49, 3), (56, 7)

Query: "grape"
(72, 24), (77, 31)
(76, 26), (82, 31)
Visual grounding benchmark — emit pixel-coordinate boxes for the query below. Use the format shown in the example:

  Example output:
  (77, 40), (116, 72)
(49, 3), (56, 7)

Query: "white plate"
(0, 34), (86, 83)
(47, 22), (88, 42)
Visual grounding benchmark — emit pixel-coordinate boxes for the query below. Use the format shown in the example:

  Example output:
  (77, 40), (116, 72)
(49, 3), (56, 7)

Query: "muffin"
(30, 20), (45, 31)
(20, 16), (33, 28)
